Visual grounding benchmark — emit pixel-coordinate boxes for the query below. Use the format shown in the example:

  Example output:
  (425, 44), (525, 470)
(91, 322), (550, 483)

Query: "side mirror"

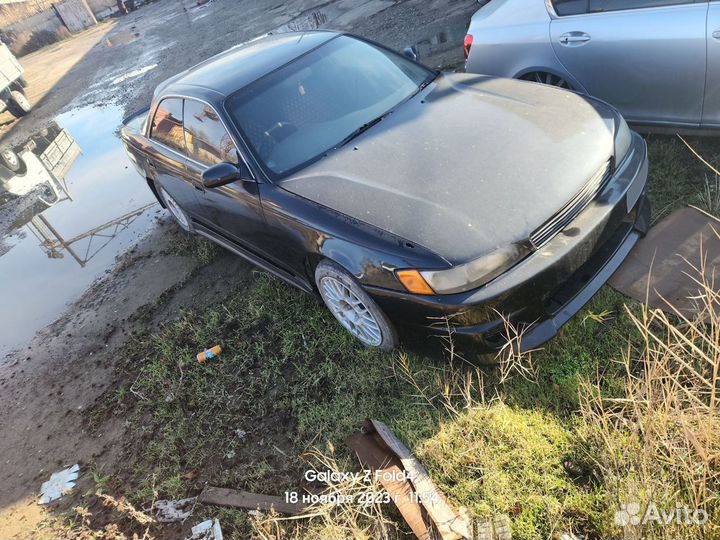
(402, 46), (419, 62)
(202, 162), (244, 188)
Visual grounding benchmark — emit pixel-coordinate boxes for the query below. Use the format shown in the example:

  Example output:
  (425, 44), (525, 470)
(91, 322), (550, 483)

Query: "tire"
(157, 184), (193, 233)
(315, 260), (398, 349)
(0, 148), (22, 173)
(6, 90), (31, 118)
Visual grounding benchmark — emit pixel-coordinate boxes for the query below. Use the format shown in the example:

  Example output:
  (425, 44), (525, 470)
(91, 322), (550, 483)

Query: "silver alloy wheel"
(522, 72), (571, 89)
(320, 275), (382, 346)
(160, 187), (190, 229)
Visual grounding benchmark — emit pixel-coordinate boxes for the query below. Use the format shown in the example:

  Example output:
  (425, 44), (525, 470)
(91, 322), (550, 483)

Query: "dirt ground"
(0, 0), (477, 536)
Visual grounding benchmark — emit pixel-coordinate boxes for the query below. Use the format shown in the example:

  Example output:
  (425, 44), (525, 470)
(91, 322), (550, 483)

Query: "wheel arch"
(146, 177), (166, 208)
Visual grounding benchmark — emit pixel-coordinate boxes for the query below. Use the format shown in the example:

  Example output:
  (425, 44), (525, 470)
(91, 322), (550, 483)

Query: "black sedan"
(121, 31), (649, 352)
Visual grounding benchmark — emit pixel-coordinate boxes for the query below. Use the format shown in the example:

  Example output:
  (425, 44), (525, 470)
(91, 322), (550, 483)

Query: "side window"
(553, 0), (698, 15)
(588, 0), (699, 11)
(552, 0), (589, 16)
(183, 99), (236, 166)
(150, 98), (185, 153)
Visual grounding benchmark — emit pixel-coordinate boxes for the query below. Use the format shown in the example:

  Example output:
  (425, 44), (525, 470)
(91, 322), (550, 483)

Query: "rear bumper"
(367, 133), (650, 352)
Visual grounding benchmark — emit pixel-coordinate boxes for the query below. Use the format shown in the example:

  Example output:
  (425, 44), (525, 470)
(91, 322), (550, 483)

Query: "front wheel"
(157, 185), (193, 233)
(6, 90), (31, 117)
(315, 260), (398, 349)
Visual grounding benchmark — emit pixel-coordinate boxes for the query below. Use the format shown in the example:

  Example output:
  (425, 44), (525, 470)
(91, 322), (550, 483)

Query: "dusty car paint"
(121, 30), (649, 351)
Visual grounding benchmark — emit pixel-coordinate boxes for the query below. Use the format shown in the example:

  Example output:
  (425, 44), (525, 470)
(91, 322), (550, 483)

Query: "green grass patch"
(75, 135), (720, 539)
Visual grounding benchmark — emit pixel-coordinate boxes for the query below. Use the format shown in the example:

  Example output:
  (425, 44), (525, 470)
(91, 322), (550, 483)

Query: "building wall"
(0, 0), (96, 56)
(85, 0), (117, 20)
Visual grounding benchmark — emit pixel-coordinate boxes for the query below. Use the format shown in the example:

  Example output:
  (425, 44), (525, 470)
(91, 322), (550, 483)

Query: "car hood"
(280, 73), (616, 265)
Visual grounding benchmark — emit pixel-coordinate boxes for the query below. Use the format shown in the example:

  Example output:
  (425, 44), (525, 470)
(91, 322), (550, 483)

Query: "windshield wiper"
(337, 114), (387, 148)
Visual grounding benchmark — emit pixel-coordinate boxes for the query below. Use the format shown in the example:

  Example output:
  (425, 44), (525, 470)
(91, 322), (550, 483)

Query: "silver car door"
(550, 0), (708, 126)
(703, 1), (720, 126)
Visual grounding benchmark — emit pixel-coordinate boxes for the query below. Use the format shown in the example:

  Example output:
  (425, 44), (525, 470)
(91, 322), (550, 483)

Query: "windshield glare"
(226, 35), (432, 178)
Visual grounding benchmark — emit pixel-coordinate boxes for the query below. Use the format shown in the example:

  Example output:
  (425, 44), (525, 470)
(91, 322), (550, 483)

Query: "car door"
(550, 0), (708, 126)
(703, 1), (720, 126)
(182, 98), (267, 255)
(147, 97), (201, 213)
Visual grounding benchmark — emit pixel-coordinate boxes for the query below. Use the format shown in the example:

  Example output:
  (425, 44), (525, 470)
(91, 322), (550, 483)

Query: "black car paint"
(121, 31), (650, 352)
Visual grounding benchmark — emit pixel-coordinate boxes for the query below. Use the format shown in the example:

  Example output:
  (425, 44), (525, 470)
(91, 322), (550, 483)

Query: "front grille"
(529, 160), (612, 249)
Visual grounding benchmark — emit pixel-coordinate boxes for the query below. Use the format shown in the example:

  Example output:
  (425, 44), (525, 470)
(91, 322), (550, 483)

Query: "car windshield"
(225, 35), (434, 179)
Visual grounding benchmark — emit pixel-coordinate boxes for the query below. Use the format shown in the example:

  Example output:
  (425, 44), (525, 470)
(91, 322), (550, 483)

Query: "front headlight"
(614, 115), (632, 166)
(396, 244), (530, 295)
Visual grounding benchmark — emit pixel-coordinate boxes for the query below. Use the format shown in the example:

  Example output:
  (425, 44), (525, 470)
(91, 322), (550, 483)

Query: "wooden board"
(198, 486), (307, 515)
(347, 430), (436, 540)
(371, 420), (472, 540)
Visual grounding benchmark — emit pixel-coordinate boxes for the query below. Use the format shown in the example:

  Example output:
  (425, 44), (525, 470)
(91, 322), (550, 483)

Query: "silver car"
(464, 0), (717, 129)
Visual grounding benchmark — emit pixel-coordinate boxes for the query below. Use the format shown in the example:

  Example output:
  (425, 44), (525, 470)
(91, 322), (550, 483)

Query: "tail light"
(463, 34), (474, 59)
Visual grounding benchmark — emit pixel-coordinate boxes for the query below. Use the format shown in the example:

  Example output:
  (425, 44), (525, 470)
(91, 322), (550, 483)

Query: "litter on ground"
(185, 518), (223, 540)
(153, 497), (196, 522)
(38, 464), (80, 504)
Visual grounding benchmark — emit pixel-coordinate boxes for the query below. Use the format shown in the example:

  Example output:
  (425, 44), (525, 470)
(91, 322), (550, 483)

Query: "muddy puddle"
(0, 105), (157, 359)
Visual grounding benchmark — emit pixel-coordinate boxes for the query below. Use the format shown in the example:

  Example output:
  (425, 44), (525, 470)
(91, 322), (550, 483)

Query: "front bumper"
(367, 132), (650, 352)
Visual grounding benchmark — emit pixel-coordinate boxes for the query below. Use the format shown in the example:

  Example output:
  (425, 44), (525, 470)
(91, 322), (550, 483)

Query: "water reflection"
(0, 104), (157, 358)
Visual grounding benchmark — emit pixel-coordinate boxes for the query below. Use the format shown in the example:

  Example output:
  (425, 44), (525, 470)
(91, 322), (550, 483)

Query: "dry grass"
(579, 256), (720, 538)
(252, 447), (401, 540)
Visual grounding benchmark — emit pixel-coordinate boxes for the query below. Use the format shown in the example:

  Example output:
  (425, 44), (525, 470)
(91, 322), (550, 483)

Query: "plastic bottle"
(197, 345), (222, 365)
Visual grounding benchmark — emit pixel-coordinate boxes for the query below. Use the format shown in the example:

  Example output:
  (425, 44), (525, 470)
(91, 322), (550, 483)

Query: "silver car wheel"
(160, 187), (190, 230)
(522, 72), (571, 89)
(320, 276), (382, 346)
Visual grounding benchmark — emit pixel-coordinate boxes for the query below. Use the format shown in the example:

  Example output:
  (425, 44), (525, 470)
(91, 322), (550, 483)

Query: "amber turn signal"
(396, 269), (435, 295)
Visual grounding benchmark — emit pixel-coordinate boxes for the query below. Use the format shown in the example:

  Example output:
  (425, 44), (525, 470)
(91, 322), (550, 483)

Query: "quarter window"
(183, 99), (236, 166)
(150, 98), (185, 153)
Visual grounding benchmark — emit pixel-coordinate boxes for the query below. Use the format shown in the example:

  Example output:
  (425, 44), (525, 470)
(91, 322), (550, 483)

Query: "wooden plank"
(199, 487), (307, 515)
(371, 420), (471, 540)
(347, 431), (435, 540)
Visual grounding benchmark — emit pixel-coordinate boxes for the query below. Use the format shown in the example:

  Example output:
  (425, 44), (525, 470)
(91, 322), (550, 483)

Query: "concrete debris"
(153, 497), (196, 522)
(38, 464), (80, 504)
(186, 518), (223, 540)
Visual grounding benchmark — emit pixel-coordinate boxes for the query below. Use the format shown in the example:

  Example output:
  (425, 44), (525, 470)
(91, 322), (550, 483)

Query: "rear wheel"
(158, 185), (193, 232)
(520, 71), (573, 90)
(6, 90), (31, 117)
(315, 260), (398, 349)
(0, 148), (21, 172)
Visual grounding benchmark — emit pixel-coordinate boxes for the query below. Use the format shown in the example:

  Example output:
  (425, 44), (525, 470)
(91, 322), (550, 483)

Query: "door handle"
(713, 29), (720, 40)
(559, 32), (591, 46)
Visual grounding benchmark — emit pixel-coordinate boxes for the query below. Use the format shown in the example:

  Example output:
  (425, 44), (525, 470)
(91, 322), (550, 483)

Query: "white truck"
(0, 123), (79, 204)
(0, 40), (31, 119)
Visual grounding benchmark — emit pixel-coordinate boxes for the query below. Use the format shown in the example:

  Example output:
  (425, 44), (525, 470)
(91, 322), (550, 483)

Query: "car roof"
(156, 31), (338, 99)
